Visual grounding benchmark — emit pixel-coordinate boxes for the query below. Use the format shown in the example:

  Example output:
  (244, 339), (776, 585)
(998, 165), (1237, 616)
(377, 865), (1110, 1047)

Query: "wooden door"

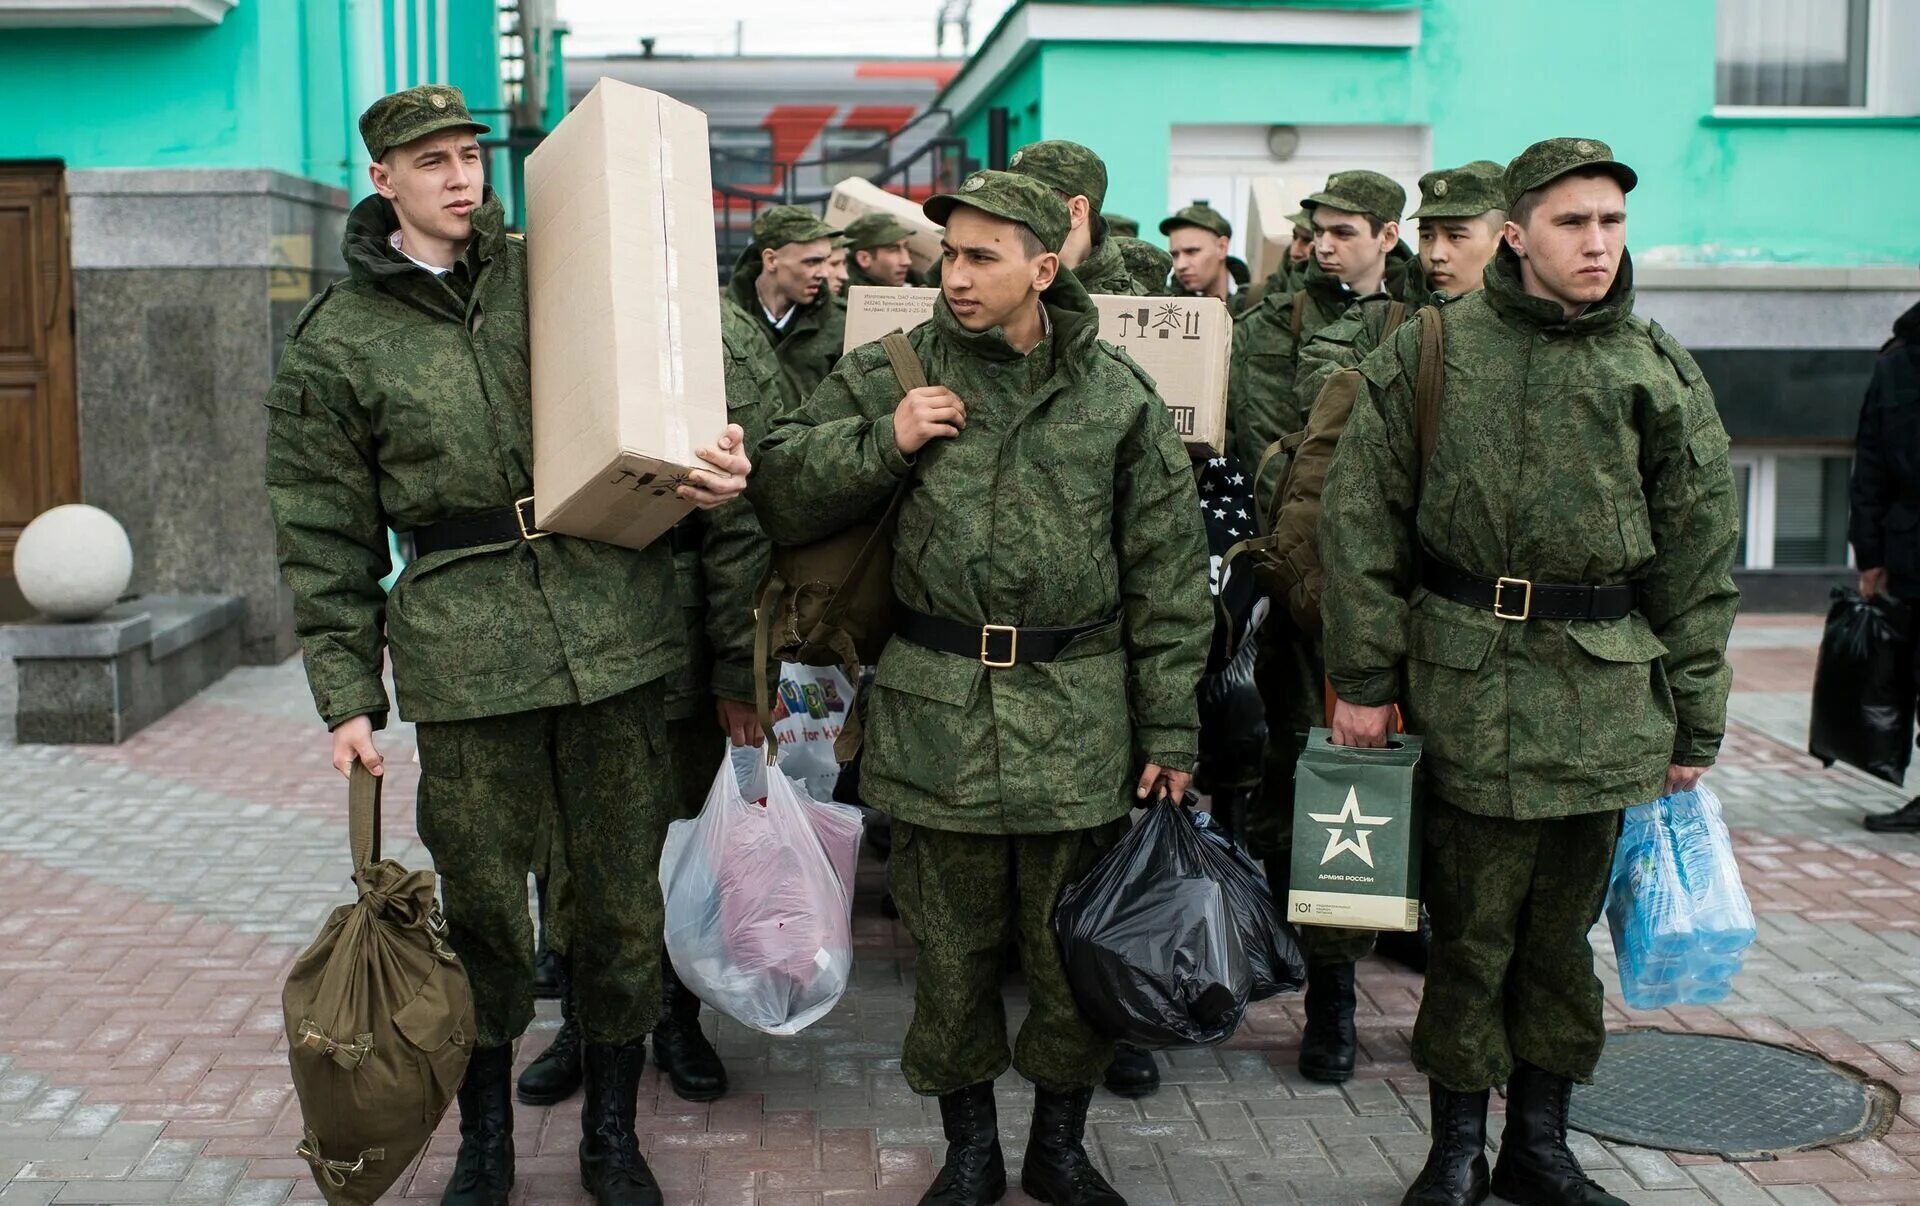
(0, 163), (81, 578)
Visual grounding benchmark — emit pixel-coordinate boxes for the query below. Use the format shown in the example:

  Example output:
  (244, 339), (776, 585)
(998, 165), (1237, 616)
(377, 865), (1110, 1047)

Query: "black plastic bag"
(1189, 809), (1306, 1000)
(1810, 588), (1915, 786)
(1053, 799), (1302, 1049)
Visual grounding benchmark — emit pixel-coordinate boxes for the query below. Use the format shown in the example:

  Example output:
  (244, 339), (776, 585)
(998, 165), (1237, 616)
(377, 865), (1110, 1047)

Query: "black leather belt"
(411, 497), (547, 557)
(667, 517), (703, 555)
(894, 605), (1114, 668)
(1422, 557), (1639, 622)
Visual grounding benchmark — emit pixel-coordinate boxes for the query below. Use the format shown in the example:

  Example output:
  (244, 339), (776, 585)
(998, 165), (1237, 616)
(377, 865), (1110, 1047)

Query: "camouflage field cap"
(359, 85), (491, 161)
(753, 205), (841, 249)
(842, 212), (916, 251)
(1302, 170), (1405, 225)
(1159, 202), (1231, 240)
(1504, 137), (1637, 208)
(1105, 212), (1140, 238)
(1006, 140), (1109, 212)
(924, 170), (1071, 253)
(1412, 160), (1507, 220)
(1114, 235), (1172, 283)
(1288, 209), (1313, 236)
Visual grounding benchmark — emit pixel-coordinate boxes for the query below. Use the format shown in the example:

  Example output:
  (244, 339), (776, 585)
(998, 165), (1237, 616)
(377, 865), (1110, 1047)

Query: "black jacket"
(1850, 301), (1920, 590)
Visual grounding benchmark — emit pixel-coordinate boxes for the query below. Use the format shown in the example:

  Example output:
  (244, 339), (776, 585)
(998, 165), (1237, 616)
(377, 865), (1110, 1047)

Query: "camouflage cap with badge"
(359, 85), (491, 161)
(752, 204), (842, 250)
(924, 170), (1071, 254)
(1159, 201), (1231, 240)
(1411, 160), (1507, 220)
(1504, 137), (1637, 208)
(842, 212), (916, 251)
(1302, 170), (1405, 226)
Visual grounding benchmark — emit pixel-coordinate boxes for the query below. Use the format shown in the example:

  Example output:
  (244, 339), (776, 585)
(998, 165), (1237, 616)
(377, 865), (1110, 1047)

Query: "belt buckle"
(514, 496), (550, 541)
(980, 624), (1018, 668)
(1493, 576), (1533, 622)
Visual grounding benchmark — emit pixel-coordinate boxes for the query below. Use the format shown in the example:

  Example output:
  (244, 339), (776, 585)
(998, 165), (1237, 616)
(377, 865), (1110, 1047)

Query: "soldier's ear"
(368, 160), (397, 200)
(1032, 251), (1060, 292)
(1503, 221), (1526, 258)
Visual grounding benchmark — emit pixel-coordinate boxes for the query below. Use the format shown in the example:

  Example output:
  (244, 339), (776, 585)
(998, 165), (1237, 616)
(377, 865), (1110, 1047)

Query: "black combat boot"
(919, 1082), (1005, 1206)
(1864, 797), (1920, 833)
(443, 1043), (514, 1206)
(532, 876), (562, 1000)
(1101, 1045), (1160, 1099)
(516, 961), (583, 1105)
(652, 954), (727, 1102)
(1490, 1062), (1627, 1206)
(1298, 961), (1358, 1083)
(1021, 1087), (1124, 1206)
(579, 1041), (663, 1206)
(1399, 1082), (1490, 1206)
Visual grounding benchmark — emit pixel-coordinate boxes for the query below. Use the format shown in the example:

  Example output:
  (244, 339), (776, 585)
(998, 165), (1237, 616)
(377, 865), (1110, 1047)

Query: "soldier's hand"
(331, 716), (383, 780)
(1329, 698), (1393, 749)
(1136, 764), (1192, 803)
(893, 386), (967, 455)
(681, 424), (751, 510)
(715, 697), (764, 749)
(1860, 567), (1887, 600)
(1665, 763), (1708, 795)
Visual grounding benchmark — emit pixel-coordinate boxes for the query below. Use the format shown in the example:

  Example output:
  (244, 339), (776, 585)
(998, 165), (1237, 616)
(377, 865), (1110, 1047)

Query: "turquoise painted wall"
(964, 0), (1920, 265)
(0, 0), (511, 194)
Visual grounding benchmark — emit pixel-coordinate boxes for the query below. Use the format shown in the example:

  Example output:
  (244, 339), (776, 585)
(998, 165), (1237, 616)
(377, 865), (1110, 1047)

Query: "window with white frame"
(1715, 0), (1920, 115)
(1728, 449), (1854, 570)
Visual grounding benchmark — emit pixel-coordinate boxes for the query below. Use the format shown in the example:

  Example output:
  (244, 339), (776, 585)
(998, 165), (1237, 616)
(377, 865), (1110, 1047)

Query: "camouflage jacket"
(1319, 249), (1741, 820)
(1266, 291), (1449, 631)
(724, 249), (847, 406)
(1226, 247), (1426, 506)
(666, 306), (785, 718)
(264, 191), (683, 729)
(1070, 233), (1141, 296)
(750, 272), (1212, 835)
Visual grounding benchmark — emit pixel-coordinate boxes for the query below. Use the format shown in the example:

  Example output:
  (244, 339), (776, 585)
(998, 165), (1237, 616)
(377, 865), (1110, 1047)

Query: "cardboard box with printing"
(1245, 178), (1298, 285)
(824, 178), (946, 278)
(842, 286), (1230, 450)
(523, 78), (726, 550)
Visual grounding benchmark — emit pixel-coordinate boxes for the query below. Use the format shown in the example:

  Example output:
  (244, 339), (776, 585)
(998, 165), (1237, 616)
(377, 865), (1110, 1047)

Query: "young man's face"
(856, 240), (915, 286)
(827, 247), (849, 295)
(1312, 206), (1397, 288)
(1168, 226), (1229, 294)
(1505, 174), (1627, 315)
(939, 206), (1058, 334)
(1289, 227), (1314, 264)
(762, 238), (833, 308)
(1418, 214), (1503, 295)
(369, 128), (483, 246)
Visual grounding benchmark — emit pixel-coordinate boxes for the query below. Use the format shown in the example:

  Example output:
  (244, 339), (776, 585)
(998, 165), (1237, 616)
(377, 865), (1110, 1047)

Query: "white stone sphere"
(15, 504), (134, 621)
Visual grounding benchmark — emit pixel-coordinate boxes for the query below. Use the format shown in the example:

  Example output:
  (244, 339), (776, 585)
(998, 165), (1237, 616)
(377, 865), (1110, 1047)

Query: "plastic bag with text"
(767, 663), (856, 801)
(660, 748), (864, 1036)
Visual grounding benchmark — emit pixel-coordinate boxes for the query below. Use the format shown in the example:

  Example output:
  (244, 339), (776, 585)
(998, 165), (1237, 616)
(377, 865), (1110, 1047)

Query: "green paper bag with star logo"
(1288, 728), (1423, 931)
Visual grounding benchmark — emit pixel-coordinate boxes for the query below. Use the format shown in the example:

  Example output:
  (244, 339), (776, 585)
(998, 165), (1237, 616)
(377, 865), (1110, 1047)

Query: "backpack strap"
(1383, 299), (1408, 339)
(348, 761), (380, 874)
(1290, 291), (1306, 340)
(1413, 304), (1445, 481)
(881, 329), (928, 391)
(820, 331), (921, 626)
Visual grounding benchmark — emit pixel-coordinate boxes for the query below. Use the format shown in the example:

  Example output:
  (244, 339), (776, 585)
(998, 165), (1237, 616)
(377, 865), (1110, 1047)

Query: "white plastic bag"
(659, 747), (863, 1036)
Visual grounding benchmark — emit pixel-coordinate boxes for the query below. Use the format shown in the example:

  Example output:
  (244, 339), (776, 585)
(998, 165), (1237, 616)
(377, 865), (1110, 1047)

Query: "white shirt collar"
(390, 230), (452, 277)
(762, 300), (796, 331)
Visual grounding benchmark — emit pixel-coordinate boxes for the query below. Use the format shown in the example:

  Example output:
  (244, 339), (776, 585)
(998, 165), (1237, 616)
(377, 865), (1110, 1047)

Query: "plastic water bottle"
(1608, 802), (1691, 1003)
(1666, 788), (1757, 957)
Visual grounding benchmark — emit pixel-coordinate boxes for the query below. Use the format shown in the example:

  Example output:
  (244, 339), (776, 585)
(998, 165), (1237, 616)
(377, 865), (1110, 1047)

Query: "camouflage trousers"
(414, 684), (677, 1048)
(1251, 630), (1377, 968)
(890, 818), (1128, 1096)
(1413, 799), (1622, 1092)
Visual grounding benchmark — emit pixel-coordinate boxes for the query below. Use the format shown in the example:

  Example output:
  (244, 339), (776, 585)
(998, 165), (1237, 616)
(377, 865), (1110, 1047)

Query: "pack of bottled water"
(1605, 785), (1757, 1009)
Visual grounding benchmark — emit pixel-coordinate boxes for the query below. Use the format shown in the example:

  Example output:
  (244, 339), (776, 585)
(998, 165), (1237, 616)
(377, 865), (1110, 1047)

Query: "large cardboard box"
(1288, 729), (1423, 932)
(824, 178), (945, 277)
(524, 78), (726, 549)
(1244, 178), (1299, 285)
(842, 286), (1230, 450)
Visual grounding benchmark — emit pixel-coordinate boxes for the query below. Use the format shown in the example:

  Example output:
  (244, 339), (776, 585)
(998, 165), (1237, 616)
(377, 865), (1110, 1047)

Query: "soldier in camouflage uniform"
(264, 87), (753, 1206)
(844, 212), (924, 289)
(1113, 237), (1172, 296)
(1007, 139), (1140, 298)
(752, 171), (1211, 1206)
(827, 235), (852, 298)
(1104, 212), (1140, 239)
(1161, 202), (1246, 313)
(724, 205), (848, 405)
(1320, 139), (1740, 1206)
(1241, 160), (1507, 1087)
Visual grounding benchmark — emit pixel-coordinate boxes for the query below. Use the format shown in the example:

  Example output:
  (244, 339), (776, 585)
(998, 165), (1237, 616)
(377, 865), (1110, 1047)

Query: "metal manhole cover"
(1569, 1030), (1898, 1160)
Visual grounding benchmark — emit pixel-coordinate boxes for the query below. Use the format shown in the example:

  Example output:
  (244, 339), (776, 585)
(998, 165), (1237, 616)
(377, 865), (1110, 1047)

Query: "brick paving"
(1, 615), (1916, 1205)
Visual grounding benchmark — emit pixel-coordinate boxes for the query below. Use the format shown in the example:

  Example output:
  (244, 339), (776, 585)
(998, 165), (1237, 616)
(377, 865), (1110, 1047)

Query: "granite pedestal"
(1, 596), (244, 744)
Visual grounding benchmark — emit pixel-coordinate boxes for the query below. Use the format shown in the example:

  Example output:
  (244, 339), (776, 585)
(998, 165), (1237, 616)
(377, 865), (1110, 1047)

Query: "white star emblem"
(1227, 527), (1240, 536)
(1210, 457), (1227, 467)
(1307, 787), (1393, 868)
(1230, 474), (1245, 485)
(1213, 509), (1227, 519)
(1236, 509), (1249, 520)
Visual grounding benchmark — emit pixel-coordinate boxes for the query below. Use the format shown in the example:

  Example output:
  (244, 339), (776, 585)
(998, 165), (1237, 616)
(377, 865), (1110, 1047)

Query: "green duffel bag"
(284, 763), (475, 1204)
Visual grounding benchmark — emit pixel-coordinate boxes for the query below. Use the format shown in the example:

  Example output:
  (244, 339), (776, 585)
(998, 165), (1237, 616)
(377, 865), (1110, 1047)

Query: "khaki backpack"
(754, 330), (926, 758)
(284, 763), (475, 1205)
